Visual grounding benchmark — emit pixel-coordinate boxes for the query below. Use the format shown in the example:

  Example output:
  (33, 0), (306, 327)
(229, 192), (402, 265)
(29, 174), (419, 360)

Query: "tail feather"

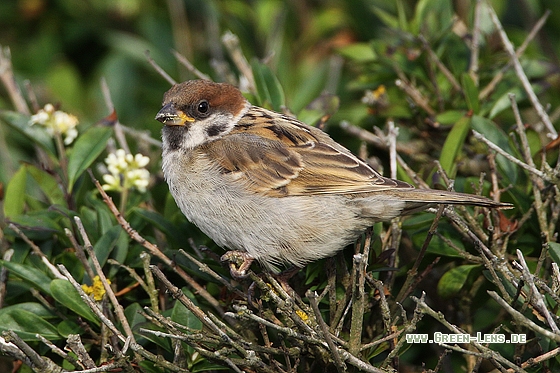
(384, 189), (511, 214)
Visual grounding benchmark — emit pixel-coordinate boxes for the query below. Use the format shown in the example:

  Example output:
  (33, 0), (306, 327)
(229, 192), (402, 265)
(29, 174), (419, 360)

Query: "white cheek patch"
(181, 101), (251, 150)
(183, 123), (210, 149)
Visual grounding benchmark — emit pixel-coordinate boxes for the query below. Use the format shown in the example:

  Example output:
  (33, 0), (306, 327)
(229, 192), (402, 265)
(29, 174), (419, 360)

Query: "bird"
(156, 79), (509, 276)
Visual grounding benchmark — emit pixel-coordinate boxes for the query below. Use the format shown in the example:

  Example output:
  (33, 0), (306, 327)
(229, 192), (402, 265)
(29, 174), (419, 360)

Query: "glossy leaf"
(337, 43), (376, 62)
(25, 164), (67, 207)
(251, 60), (285, 111)
(171, 288), (203, 331)
(438, 264), (480, 298)
(0, 309), (61, 341)
(462, 73), (479, 114)
(50, 279), (100, 325)
(91, 225), (122, 269)
(3, 165), (27, 218)
(67, 126), (113, 193)
(0, 111), (57, 156)
(488, 87), (525, 119)
(439, 115), (471, 177)
(0, 261), (52, 295)
(471, 115), (517, 184)
(549, 242), (560, 266)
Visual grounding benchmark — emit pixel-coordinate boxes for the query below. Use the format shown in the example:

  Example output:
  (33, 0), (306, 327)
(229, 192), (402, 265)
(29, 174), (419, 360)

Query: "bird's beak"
(155, 103), (195, 126)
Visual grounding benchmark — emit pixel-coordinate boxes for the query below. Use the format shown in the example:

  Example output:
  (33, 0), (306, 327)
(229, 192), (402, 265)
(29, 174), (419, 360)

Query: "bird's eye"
(197, 100), (209, 114)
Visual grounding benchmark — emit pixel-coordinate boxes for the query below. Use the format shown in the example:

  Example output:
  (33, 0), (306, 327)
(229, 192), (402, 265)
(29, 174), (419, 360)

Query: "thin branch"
(395, 78), (436, 117)
(418, 35), (462, 92)
(74, 216), (136, 342)
(468, 0), (482, 84)
(0, 45), (30, 115)
(0, 249), (14, 308)
(480, 10), (550, 100)
(221, 31), (256, 93)
(472, 130), (552, 181)
(488, 4), (557, 138)
(100, 78), (129, 154)
(8, 223), (65, 279)
(488, 291), (560, 343)
(172, 50), (211, 80)
(515, 249), (559, 333)
(145, 50), (176, 85)
(307, 290), (346, 372)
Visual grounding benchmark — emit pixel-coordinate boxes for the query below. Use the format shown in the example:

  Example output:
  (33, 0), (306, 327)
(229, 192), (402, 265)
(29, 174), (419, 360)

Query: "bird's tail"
(384, 188), (511, 214)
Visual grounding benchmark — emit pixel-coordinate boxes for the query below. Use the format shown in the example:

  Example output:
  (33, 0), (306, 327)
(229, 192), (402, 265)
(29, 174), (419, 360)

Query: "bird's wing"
(202, 107), (413, 197)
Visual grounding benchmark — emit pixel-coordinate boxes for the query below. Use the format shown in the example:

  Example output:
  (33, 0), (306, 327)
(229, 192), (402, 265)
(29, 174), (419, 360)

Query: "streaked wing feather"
(206, 106), (413, 196)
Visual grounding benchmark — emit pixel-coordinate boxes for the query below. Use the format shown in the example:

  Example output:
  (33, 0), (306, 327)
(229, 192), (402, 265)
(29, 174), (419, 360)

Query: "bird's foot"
(220, 251), (255, 279)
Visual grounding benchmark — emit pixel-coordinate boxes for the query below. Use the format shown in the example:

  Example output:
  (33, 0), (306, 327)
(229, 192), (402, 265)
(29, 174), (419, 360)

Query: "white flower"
(102, 149), (150, 193)
(29, 104), (79, 145)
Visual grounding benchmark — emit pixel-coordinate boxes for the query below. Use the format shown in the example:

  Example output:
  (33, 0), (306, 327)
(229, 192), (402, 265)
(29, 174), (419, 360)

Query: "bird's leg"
(220, 251), (254, 278)
(273, 266), (301, 292)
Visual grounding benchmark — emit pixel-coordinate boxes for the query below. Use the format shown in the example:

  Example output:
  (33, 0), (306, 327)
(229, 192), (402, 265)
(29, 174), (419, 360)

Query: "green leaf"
(471, 115), (517, 184)
(3, 165), (27, 218)
(0, 261), (52, 295)
(462, 74), (479, 114)
(0, 309), (61, 341)
(0, 302), (54, 319)
(50, 279), (100, 325)
(439, 115), (471, 177)
(124, 303), (146, 330)
(90, 225), (122, 270)
(251, 60), (285, 111)
(549, 242), (560, 265)
(25, 164), (67, 207)
(337, 43), (376, 62)
(171, 288), (203, 331)
(67, 126), (112, 193)
(438, 264), (480, 298)
(45, 62), (83, 111)
(488, 87), (525, 119)
(435, 110), (464, 126)
(57, 319), (84, 337)
(0, 111), (57, 156)
(132, 208), (187, 247)
(370, 5), (399, 29)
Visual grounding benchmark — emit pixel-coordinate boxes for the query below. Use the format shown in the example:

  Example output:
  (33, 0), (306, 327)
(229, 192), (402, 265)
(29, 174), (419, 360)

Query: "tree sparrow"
(156, 80), (509, 275)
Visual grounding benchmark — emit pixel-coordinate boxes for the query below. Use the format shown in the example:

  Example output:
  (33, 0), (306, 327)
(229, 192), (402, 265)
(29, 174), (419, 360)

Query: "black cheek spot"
(206, 124), (227, 137)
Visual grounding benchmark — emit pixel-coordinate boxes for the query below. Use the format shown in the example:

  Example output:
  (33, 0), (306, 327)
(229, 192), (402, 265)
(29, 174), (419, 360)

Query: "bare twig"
(0, 45), (30, 115)
(178, 249), (246, 299)
(66, 334), (96, 369)
(74, 216), (136, 341)
(488, 5), (557, 138)
(221, 31), (256, 93)
(2, 331), (57, 372)
(395, 204), (445, 303)
(480, 10), (550, 100)
(515, 250), (560, 333)
(145, 50), (177, 85)
(307, 290), (346, 372)
(100, 77), (129, 154)
(172, 50), (211, 80)
(472, 130), (551, 182)
(8, 223), (65, 279)
(0, 249), (13, 308)
(418, 35), (462, 92)
(395, 78), (436, 117)
(65, 228), (97, 282)
(488, 291), (560, 343)
(468, 0), (482, 84)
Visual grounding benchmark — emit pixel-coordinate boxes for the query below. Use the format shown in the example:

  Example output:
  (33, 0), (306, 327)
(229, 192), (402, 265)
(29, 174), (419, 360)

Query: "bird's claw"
(220, 251), (255, 279)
